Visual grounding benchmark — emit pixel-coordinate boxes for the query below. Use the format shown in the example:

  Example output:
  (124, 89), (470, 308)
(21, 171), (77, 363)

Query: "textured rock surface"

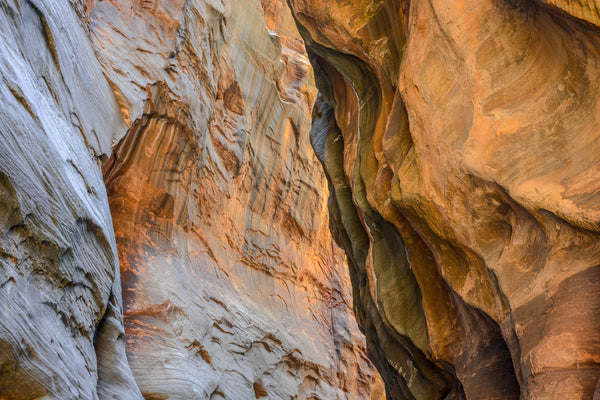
(288, 0), (600, 399)
(98, 0), (377, 398)
(0, 0), (378, 399)
(0, 1), (141, 398)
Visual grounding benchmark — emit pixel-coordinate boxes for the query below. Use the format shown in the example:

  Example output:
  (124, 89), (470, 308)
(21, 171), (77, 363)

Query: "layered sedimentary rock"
(0, 0), (379, 399)
(0, 1), (141, 398)
(98, 0), (378, 397)
(287, 0), (600, 399)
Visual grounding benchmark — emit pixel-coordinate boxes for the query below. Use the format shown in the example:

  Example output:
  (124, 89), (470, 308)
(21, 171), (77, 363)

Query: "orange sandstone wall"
(287, 0), (600, 399)
(99, 0), (377, 397)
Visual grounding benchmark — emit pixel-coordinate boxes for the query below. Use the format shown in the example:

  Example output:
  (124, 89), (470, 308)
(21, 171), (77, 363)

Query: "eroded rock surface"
(99, 0), (377, 397)
(287, 0), (600, 399)
(0, 0), (378, 399)
(0, 1), (141, 398)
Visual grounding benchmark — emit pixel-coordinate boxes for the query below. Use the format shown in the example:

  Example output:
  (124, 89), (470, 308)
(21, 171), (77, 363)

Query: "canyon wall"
(287, 0), (600, 399)
(0, 1), (141, 397)
(4, 0), (599, 399)
(0, 0), (379, 399)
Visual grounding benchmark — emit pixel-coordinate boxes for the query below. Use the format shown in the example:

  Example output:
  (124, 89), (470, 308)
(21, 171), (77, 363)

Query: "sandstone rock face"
(0, 0), (378, 399)
(0, 1), (141, 398)
(98, 0), (377, 398)
(288, 0), (600, 399)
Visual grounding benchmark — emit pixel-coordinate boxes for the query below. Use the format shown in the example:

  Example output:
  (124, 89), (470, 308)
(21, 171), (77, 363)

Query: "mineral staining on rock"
(99, 0), (379, 397)
(0, 0), (378, 399)
(288, 0), (600, 399)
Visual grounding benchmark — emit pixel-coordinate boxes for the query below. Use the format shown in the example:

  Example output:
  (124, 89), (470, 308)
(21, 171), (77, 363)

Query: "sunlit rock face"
(287, 0), (600, 399)
(97, 0), (378, 399)
(0, 0), (378, 399)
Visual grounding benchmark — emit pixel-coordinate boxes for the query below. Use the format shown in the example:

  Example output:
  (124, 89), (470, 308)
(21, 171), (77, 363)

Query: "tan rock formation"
(0, 0), (378, 399)
(97, 0), (379, 395)
(288, 0), (600, 399)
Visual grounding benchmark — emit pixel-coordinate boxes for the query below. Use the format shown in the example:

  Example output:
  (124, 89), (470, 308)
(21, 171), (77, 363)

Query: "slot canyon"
(1, 0), (600, 399)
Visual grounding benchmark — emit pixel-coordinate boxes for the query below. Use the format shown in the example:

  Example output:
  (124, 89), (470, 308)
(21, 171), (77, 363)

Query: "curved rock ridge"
(0, 1), (141, 398)
(287, 0), (600, 399)
(0, 0), (380, 399)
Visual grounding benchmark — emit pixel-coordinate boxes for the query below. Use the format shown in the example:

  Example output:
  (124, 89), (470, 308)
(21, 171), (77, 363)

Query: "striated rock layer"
(287, 0), (600, 399)
(0, 0), (379, 399)
(0, 1), (141, 398)
(98, 0), (378, 398)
